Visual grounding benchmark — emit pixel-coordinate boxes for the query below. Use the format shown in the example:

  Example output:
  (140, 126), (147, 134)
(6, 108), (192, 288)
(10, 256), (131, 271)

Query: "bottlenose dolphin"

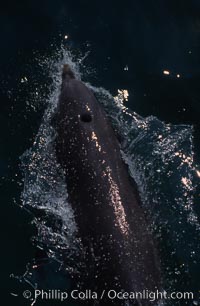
(54, 64), (162, 305)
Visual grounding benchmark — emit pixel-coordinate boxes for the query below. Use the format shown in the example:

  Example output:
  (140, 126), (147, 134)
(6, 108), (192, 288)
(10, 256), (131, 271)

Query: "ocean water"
(8, 48), (199, 306)
(1, 2), (200, 306)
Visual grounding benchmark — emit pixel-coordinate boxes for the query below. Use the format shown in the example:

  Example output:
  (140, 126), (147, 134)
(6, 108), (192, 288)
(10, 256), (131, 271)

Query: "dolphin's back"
(54, 65), (162, 305)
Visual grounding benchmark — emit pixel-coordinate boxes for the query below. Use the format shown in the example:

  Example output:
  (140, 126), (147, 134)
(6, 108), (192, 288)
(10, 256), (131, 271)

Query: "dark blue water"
(1, 1), (200, 305)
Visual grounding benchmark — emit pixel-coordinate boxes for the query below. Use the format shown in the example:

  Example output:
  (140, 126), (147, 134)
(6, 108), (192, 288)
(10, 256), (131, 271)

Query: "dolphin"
(53, 64), (162, 305)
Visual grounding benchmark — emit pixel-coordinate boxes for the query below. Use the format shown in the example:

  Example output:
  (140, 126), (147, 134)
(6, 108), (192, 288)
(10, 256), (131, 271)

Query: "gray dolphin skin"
(54, 64), (162, 305)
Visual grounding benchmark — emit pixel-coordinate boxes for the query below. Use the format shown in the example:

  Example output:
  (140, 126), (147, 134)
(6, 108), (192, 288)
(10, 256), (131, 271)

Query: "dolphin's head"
(62, 64), (75, 80)
(59, 64), (99, 128)
(55, 65), (113, 162)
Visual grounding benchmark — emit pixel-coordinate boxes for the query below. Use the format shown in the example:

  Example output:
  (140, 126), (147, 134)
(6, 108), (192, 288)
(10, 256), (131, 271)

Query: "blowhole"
(80, 113), (92, 123)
